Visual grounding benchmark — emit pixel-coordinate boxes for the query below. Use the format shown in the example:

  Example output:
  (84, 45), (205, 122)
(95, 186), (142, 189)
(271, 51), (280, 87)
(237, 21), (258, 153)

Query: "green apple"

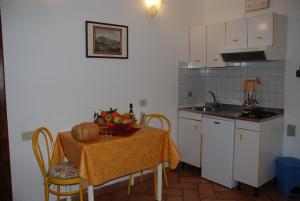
(105, 114), (112, 122)
(113, 116), (122, 124)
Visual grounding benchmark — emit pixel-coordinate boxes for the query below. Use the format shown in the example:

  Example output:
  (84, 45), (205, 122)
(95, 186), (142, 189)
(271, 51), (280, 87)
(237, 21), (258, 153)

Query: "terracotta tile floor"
(73, 164), (300, 201)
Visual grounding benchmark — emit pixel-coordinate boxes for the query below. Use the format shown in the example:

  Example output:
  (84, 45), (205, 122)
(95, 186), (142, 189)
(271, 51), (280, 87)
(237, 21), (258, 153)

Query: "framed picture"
(85, 21), (128, 59)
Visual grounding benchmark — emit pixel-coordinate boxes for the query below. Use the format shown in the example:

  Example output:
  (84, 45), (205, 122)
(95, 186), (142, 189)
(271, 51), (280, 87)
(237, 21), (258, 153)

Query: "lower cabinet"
(233, 118), (284, 188)
(179, 113), (202, 168)
(234, 128), (260, 187)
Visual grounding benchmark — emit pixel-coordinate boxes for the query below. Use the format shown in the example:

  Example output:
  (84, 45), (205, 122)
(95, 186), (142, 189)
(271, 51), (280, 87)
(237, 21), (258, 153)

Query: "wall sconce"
(145, 0), (161, 18)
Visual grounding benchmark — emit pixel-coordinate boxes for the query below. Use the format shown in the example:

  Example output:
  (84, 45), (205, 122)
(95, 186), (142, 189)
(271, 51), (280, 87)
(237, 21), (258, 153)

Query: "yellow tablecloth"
(54, 127), (180, 186)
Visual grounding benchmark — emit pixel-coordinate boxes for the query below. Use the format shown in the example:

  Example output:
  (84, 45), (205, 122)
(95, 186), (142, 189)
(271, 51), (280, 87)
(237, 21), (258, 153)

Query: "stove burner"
(239, 110), (277, 119)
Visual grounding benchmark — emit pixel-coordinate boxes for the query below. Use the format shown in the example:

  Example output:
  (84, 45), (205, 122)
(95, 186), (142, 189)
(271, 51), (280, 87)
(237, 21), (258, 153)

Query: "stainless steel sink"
(185, 106), (214, 112)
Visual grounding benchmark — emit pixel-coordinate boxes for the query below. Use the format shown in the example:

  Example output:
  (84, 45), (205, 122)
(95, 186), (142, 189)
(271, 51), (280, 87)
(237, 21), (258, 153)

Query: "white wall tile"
(178, 61), (285, 108)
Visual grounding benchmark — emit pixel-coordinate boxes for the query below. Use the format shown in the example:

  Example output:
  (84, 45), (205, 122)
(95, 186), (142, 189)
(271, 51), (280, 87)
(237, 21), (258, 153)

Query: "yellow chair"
(128, 113), (171, 195)
(32, 127), (84, 201)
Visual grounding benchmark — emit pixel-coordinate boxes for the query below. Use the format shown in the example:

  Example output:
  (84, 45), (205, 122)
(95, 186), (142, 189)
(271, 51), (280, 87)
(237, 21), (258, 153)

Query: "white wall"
(1, 0), (189, 200)
(201, 0), (300, 156)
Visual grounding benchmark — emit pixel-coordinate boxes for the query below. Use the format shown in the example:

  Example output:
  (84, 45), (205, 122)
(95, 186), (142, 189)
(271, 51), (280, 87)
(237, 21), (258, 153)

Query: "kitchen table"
(54, 126), (180, 201)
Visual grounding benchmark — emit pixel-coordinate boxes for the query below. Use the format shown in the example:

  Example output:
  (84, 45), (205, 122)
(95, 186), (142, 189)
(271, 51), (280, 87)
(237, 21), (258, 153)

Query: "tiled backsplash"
(178, 61), (285, 108)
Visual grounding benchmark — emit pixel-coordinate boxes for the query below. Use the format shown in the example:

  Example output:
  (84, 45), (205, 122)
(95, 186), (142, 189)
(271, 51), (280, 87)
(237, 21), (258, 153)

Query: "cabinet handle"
(256, 36), (263, 39)
(240, 132), (243, 141)
(233, 39), (239, 42)
(193, 125), (198, 130)
(195, 59), (200, 63)
(214, 121), (220, 125)
(213, 58), (218, 62)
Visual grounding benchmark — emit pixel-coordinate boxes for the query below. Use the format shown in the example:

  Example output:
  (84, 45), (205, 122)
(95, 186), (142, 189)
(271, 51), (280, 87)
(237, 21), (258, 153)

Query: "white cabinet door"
(179, 118), (202, 168)
(190, 26), (206, 67)
(226, 18), (247, 49)
(248, 13), (273, 47)
(207, 22), (226, 67)
(202, 117), (235, 188)
(234, 128), (260, 187)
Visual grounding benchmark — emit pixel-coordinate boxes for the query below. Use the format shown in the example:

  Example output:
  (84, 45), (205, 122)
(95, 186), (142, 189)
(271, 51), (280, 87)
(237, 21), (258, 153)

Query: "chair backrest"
(144, 113), (171, 134)
(32, 127), (57, 179)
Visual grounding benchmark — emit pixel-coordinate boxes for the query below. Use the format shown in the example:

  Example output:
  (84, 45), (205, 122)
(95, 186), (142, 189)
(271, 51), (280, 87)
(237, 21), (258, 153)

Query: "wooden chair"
(32, 127), (84, 201)
(128, 113), (171, 195)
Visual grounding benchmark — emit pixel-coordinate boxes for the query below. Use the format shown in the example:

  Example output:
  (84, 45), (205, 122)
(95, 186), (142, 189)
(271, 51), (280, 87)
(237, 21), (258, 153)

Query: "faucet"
(207, 91), (220, 110)
(208, 91), (217, 104)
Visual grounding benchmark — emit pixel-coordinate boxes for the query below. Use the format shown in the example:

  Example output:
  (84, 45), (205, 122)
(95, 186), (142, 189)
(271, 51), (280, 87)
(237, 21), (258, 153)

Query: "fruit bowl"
(94, 108), (136, 135)
(99, 124), (134, 135)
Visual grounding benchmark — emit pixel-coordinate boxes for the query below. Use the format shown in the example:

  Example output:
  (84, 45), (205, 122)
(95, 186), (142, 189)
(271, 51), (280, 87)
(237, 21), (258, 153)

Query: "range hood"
(220, 46), (286, 62)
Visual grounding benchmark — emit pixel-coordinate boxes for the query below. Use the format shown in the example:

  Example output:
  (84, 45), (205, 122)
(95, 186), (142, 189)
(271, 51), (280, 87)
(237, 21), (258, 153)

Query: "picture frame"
(85, 21), (128, 59)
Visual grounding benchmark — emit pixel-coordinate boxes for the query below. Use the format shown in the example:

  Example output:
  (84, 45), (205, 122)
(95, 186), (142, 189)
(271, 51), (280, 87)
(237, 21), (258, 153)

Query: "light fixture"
(145, 0), (161, 18)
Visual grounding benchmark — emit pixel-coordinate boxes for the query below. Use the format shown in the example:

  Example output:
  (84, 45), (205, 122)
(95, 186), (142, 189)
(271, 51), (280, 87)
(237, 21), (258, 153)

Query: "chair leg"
(128, 175), (132, 195)
(57, 184), (60, 201)
(45, 183), (49, 201)
(163, 165), (168, 187)
(79, 186), (84, 201)
(154, 169), (157, 198)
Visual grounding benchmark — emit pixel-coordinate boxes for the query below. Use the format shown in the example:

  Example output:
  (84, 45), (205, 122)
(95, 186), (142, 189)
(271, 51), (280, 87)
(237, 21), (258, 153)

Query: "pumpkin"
(71, 122), (99, 142)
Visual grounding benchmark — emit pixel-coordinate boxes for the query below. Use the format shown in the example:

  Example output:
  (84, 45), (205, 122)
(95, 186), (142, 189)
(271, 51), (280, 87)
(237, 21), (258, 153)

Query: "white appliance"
(202, 115), (235, 188)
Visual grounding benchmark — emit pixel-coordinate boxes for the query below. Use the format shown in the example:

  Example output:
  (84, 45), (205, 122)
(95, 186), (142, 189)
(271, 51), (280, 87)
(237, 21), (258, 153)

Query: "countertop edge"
(178, 108), (284, 122)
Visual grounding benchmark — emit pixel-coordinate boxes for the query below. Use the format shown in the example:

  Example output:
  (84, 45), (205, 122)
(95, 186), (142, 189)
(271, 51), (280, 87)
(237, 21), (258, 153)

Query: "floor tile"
(130, 180), (150, 194)
(213, 183), (230, 192)
(167, 182), (198, 189)
(168, 169), (180, 183)
(166, 196), (183, 201)
(215, 190), (252, 200)
(163, 188), (183, 196)
(198, 183), (216, 198)
(111, 188), (129, 201)
(129, 194), (157, 201)
(182, 189), (200, 201)
(181, 176), (208, 184)
(201, 199), (236, 201)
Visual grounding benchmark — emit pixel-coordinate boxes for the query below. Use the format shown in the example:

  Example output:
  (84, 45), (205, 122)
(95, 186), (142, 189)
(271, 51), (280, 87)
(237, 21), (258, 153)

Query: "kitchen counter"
(178, 104), (284, 122)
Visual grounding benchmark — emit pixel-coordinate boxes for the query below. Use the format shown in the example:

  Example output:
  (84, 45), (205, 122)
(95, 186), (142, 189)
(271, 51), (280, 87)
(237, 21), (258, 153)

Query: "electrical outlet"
(139, 99), (147, 107)
(22, 131), (34, 141)
(287, 125), (296, 137)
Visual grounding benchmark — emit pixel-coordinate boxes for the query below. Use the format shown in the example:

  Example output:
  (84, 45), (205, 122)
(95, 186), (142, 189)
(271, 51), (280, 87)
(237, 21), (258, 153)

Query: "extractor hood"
(220, 46), (286, 62)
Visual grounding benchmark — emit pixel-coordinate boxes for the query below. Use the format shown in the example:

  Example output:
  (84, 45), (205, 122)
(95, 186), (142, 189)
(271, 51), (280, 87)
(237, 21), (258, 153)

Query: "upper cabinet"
(188, 13), (287, 68)
(207, 22), (226, 67)
(226, 18), (247, 49)
(190, 26), (206, 67)
(248, 13), (287, 47)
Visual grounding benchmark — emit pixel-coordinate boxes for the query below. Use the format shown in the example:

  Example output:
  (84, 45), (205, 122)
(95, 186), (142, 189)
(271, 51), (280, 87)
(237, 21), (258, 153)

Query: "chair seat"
(47, 162), (78, 179)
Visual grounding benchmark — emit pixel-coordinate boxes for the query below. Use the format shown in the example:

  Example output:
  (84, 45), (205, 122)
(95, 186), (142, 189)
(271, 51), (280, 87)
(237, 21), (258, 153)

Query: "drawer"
(236, 120), (261, 132)
(178, 110), (202, 121)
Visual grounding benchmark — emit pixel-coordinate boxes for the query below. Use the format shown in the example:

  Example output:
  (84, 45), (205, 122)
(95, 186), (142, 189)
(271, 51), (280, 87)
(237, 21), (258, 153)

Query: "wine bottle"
(129, 103), (135, 118)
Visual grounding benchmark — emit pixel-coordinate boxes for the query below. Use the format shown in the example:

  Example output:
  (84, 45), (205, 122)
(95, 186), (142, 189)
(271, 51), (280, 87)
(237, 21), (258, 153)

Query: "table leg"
(87, 185), (94, 201)
(156, 163), (162, 201)
(130, 174), (135, 186)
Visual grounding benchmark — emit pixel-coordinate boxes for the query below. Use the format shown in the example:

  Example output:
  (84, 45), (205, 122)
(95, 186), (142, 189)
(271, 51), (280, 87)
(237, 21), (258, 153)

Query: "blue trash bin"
(276, 157), (300, 198)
